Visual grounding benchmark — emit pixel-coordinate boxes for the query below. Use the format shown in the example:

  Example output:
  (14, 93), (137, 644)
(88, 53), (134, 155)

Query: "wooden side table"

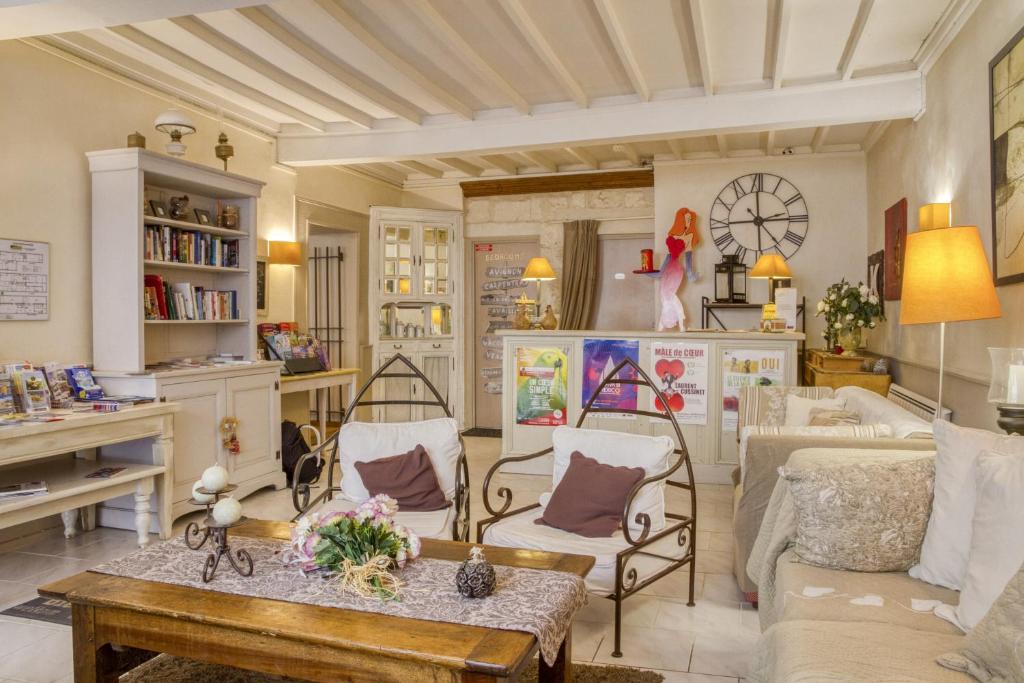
(804, 348), (892, 396)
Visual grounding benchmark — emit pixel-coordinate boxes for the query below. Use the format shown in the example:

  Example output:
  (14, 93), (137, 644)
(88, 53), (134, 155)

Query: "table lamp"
(900, 224), (1001, 418)
(749, 253), (792, 303)
(522, 257), (556, 323)
(987, 347), (1024, 434)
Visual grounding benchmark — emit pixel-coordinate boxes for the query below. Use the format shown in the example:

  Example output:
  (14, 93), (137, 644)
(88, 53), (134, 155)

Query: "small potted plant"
(815, 279), (883, 355)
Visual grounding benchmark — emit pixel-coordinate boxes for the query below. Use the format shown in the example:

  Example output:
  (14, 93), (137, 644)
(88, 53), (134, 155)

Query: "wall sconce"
(269, 241), (302, 266)
(918, 203), (951, 231)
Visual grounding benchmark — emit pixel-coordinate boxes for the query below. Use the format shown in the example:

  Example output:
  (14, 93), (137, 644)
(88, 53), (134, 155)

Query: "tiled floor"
(0, 436), (757, 682)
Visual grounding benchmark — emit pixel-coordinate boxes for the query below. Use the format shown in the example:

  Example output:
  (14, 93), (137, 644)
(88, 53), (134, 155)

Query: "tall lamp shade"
(749, 253), (792, 303)
(900, 225), (1001, 416)
(269, 240), (302, 266)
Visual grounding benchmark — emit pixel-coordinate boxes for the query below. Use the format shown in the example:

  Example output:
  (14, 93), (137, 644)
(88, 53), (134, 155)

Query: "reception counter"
(498, 329), (804, 483)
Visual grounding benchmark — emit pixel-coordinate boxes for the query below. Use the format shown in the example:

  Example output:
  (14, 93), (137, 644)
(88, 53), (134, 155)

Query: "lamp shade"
(522, 256), (556, 281)
(749, 253), (792, 279)
(153, 108), (196, 135)
(899, 226), (1001, 325)
(269, 240), (302, 266)
(918, 203), (951, 231)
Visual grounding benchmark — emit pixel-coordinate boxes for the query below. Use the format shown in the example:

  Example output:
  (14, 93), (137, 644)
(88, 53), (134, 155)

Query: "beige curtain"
(560, 219), (600, 330)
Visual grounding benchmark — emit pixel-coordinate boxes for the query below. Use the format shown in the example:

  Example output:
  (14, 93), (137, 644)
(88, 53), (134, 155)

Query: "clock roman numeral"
(715, 196), (735, 211)
(772, 177), (783, 193)
(713, 232), (735, 250)
(783, 230), (804, 246)
(788, 214), (808, 223)
(751, 173), (764, 192)
(710, 217), (729, 229)
(784, 193), (803, 207)
(730, 179), (745, 199)
(734, 246), (748, 262)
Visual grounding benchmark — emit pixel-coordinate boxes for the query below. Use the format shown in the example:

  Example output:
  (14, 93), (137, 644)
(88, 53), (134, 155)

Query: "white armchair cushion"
(836, 386), (933, 439)
(320, 496), (454, 541)
(783, 395), (847, 426)
(339, 418), (461, 502)
(548, 426), (673, 533)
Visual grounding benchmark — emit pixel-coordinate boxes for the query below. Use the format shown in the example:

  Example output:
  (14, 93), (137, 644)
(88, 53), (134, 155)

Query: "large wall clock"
(708, 172), (808, 265)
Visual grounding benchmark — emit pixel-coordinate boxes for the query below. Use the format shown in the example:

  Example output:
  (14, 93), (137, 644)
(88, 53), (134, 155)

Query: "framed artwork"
(990, 24), (1024, 285)
(883, 198), (907, 300)
(868, 249), (885, 315)
(256, 256), (268, 315)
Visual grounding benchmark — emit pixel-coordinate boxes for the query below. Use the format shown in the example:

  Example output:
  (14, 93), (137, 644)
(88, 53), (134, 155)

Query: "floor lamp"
(899, 224), (1001, 419)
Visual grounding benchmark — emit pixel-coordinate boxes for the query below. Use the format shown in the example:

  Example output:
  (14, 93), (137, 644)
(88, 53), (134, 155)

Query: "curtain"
(560, 219), (600, 330)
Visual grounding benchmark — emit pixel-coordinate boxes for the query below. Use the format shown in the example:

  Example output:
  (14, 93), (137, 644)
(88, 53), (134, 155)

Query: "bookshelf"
(87, 148), (264, 372)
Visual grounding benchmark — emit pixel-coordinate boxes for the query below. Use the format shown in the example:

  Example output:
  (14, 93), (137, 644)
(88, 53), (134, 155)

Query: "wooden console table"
(279, 368), (358, 437)
(42, 519), (594, 683)
(0, 403), (178, 546)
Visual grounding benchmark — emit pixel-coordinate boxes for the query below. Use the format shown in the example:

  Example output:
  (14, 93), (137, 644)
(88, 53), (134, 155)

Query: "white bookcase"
(86, 149), (284, 527)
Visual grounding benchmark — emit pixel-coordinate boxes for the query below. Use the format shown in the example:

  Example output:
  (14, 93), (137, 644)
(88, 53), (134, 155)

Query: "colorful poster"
(515, 346), (568, 426)
(581, 338), (639, 418)
(721, 349), (786, 431)
(650, 342), (709, 425)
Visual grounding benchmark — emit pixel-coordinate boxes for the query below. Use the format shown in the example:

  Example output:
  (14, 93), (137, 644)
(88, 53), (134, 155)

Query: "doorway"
(470, 238), (540, 431)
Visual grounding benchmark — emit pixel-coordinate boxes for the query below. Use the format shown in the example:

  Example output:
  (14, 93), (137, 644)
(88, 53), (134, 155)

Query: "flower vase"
(837, 328), (864, 356)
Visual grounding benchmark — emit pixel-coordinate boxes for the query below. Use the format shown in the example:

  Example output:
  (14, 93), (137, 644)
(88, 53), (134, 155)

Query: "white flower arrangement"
(815, 278), (885, 349)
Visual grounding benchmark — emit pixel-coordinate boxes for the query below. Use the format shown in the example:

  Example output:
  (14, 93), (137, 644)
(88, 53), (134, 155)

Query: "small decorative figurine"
(220, 417), (241, 455)
(456, 546), (496, 598)
(168, 194), (190, 220)
(540, 305), (558, 330)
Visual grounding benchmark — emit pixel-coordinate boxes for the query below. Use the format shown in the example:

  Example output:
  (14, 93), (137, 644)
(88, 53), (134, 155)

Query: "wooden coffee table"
(40, 519), (594, 683)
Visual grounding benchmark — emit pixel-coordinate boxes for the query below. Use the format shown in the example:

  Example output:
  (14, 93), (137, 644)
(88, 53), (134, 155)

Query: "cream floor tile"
(0, 627), (73, 683)
(695, 550), (734, 574)
(740, 603), (760, 631)
(637, 568), (702, 601)
(0, 580), (38, 611)
(702, 574), (745, 604)
(655, 598), (745, 636)
(570, 618), (606, 662)
(0, 552), (90, 585)
(694, 531), (711, 551)
(698, 515), (733, 533)
(575, 594), (662, 628)
(656, 671), (739, 683)
(592, 624), (695, 671)
(688, 629), (760, 679)
(709, 533), (733, 553)
(0, 618), (59, 658)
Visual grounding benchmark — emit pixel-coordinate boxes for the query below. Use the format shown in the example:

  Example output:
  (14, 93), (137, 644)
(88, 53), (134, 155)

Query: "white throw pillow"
(339, 418), (461, 502)
(783, 395), (847, 426)
(910, 421), (1024, 590)
(936, 451), (1024, 632)
(547, 426), (673, 534)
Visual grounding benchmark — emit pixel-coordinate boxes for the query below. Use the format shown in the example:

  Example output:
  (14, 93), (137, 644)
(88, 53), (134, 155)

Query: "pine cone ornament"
(456, 547), (496, 598)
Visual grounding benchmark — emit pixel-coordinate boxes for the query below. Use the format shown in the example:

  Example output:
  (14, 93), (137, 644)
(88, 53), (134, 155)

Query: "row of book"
(145, 225), (239, 268)
(144, 275), (239, 321)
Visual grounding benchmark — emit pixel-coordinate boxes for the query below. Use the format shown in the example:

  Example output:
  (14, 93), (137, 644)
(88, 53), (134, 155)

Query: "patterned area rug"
(120, 654), (664, 682)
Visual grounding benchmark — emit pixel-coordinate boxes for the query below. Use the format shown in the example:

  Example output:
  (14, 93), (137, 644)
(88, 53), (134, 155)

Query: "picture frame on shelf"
(990, 23), (1024, 286)
(256, 256), (268, 316)
(149, 200), (167, 218)
(194, 208), (212, 225)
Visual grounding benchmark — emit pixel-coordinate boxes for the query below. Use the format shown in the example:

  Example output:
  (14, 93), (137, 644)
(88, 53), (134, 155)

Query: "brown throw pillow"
(808, 408), (862, 426)
(354, 444), (448, 511)
(536, 451), (645, 537)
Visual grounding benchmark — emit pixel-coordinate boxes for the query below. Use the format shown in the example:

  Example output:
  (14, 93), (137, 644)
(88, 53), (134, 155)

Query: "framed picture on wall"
(883, 198), (907, 300)
(990, 24), (1024, 286)
(256, 256), (268, 315)
(868, 249), (885, 315)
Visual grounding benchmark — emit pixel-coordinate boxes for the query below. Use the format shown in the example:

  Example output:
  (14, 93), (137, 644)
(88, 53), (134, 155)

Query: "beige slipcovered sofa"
(732, 385), (936, 601)
(746, 447), (971, 682)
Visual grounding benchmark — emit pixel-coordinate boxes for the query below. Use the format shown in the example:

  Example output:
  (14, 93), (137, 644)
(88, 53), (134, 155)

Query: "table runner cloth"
(92, 536), (587, 665)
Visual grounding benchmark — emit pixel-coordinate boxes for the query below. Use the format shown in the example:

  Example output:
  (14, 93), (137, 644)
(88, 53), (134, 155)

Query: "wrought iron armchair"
(290, 353), (470, 542)
(477, 357), (697, 658)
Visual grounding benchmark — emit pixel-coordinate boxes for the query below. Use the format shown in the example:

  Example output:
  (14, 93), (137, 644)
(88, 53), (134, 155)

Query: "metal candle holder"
(186, 484), (254, 583)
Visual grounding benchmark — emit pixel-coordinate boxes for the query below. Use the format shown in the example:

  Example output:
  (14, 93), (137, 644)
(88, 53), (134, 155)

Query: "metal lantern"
(714, 254), (747, 303)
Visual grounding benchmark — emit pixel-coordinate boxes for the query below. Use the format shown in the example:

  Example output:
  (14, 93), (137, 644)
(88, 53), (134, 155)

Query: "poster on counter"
(721, 348), (786, 431)
(581, 338), (639, 418)
(515, 346), (568, 426)
(650, 342), (709, 425)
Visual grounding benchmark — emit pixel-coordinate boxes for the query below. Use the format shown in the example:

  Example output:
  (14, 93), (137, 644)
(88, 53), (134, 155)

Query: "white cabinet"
(94, 363), (284, 525)
(370, 207), (464, 426)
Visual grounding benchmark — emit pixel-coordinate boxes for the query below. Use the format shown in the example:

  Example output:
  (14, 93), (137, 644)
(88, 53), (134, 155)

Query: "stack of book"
(0, 481), (48, 502)
(143, 275), (239, 321)
(145, 225), (239, 268)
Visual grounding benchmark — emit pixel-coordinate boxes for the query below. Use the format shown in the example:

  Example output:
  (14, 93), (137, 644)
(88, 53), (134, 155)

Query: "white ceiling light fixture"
(154, 108), (196, 156)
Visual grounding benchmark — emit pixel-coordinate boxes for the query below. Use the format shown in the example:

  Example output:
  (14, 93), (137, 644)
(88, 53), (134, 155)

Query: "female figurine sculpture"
(657, 207), (700, 331)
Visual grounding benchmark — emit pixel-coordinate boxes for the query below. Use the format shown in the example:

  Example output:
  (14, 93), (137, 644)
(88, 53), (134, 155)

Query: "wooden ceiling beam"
(480, 154), (519, 175)
(237, 6), (422, 125)
(437, 157), (483, 176)
(838, 0), (874, 80)
(407, 0), (530, 114)
(309, 0), (472, 120)
(461, 169), (653, 198)
(499, 0), (587, 108)
(520, 151), (558, 173)
(169, 15), (376, 126)
(594, 0), (650, 101)
(106, 24), (328, 131)
(395, 160), (444, 178)
(564, 146), (598, 169)
(688, 0), (713, 95)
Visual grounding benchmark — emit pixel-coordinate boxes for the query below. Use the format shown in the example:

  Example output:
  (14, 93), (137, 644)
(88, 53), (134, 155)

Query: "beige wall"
(865, 0), (1024, 430)
(654, 154), (869, 343)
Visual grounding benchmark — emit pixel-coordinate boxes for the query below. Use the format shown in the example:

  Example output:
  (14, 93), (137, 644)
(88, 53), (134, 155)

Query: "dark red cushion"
(536, 451), (645, 537)
(354, 444), (449, 512)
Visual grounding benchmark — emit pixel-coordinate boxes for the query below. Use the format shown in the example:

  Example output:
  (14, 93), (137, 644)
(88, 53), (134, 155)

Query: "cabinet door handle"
(432, 343), (441, 349)
(275, 449), (281, 461)
(393, 344), (403, 349)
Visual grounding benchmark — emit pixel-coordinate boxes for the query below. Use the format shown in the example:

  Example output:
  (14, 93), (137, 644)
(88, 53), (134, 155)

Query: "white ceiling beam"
(277, 73), (923, 164)
(594, 0), (650, 101)
(106, 24), (328, 132)
(37, 32), (280, 134)
(715, 134), (728, 157)
(437, 157), (483, 176)
(838, 0), (874, 80)
(521, 151), (558, 173)
(862, 120), (891, 151)
(914, 0), (980, 75)
(688, 0), (713, 95)
(406, 0), (530, 115)
(666, 139), (686, 160)
(565, 146), (599, 169)
(309, 0), (473, 120)
(764, 129), (776, 155)
(480, 154), (519, 175)
(169, 16), (376, 126)
(499, 0), (588, 108)
(236, 6), (418, 125)
(613, 143), (640, 165)
(0, 0), (264, 40)
(396, 160), (445, 178)
(766, 0), (792, 89)
(810, 126), (830, 152)
(345, 163), (407, 186)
